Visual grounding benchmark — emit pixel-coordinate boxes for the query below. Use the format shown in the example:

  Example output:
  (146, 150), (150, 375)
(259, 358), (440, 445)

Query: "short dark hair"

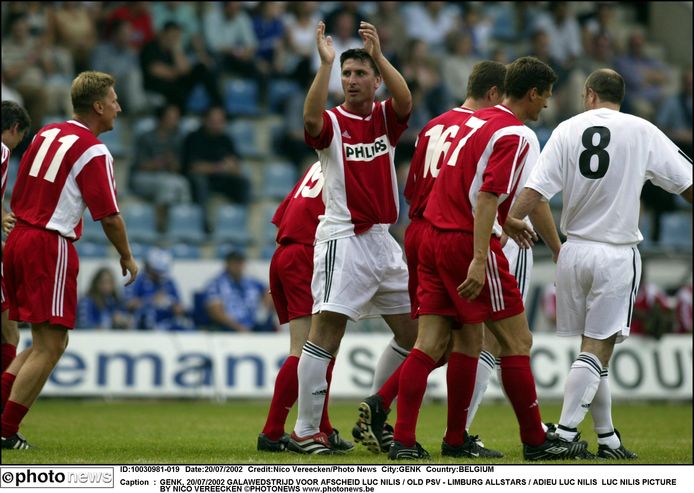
(585, 69), (625, 104)
(1, 100), (31, 133)
(504, 56), (557, 100)
(466, 61), (507, 100)
(340, 49), (380, 77)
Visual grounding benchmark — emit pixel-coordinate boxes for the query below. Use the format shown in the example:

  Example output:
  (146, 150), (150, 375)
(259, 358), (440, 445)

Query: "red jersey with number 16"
(1, 142), (10, 203)
(424, 105), (536, 233)
(10, 120), (120, 240)
(273, 161), (326, 246)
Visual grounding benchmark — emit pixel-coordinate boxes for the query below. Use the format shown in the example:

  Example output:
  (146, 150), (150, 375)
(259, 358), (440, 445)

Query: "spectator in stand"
(614, 29), (670, 120)
(182, 105), (251, 231)
(401, 2), (462, 55)
(532, 2), (582, 69)
(47, 1), (98, 73)
(656, 66), (693, 158)
(400, 39), (451, 120)
(490, 2), (538, 46)
(441, 31), (481, 105)
(130, 104), (192, 233)
(252, 2), (287, 76)
(205, 248), (276, 333)
(576, 32), (617, 80)
(77, 267), (132, 330)
(106, 2), (155, 52)
(151, 1), (213, 68)
(461, 4), (493, 58)
(203, 2), (260, 82)
(674, 282), (692, 334)
(140, 21), (222, 113)
(368, 2), (408, 65)
(631, 270), (673, 339)
(90, 19), (147, 115)
(324, 2), (367, 37)
(284, 1), (321, 89)
(124, 247), (192, 332)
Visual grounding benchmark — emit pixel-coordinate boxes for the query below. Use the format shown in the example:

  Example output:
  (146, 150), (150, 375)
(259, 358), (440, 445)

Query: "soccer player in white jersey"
(1, 101), (30, 382)
(1, 72), (139, 449)
(288, 21), (417, 455)
(507, 68), (693, 459)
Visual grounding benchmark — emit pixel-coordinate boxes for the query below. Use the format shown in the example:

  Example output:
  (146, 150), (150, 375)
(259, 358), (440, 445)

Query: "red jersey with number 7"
(424, 105), (536, 233)
(10, 120), (120, 240)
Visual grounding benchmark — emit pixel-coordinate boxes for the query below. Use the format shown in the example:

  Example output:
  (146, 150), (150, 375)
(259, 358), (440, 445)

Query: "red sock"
(393, 349), (436, 447)
(1, 372), (16, 410)
(319, 358), (335, 436)
(1, 344), (16, 373)
(261, 355), (299, 440)
(379, 355), (446, 410)
(444, 352), (478, 446)
(1, 400), (29, 438)
(500, 355), (545, 446)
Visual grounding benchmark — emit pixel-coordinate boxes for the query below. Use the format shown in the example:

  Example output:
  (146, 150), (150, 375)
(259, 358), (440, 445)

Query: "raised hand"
(358, 21), (382, 60)
(316, 21), (335, 65)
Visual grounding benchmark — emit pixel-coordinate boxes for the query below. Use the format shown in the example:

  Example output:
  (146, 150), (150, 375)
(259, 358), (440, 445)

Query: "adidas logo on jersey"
(342, 130), (352, 139)
(344, 136), (388, 162)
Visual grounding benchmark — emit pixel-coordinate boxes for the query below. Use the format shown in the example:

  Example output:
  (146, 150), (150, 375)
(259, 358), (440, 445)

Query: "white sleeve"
(524, 126), (565, 200)
(645, 128), (693, 194)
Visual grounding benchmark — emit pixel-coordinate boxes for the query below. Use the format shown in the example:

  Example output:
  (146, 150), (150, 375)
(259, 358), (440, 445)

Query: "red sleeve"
(480, 134), (528, 196)
(403, 134), (425, 202)
(383, 99), (410, 146)
(304, 112), (334, 150)
(76, 155), (120, 221)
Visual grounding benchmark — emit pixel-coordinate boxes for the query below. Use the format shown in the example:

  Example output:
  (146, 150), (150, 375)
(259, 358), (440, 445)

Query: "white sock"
(557, 352), (602, 441)
(465, 351), (495, 431)
(294, 341), (332, 438)
(370, 338), (409, 394)
(494, 357), (505, 398)
(592, 368), (621, 449)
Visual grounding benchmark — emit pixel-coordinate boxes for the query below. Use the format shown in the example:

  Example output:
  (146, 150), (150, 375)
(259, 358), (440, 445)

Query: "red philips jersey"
(273, 161), (325, 246)
(404, 106), (474, 219)
(1, 142), (9, 203)
(305, 99), (409, 242)
(424, 105), (535, 233)
(10, 120), (119, 240)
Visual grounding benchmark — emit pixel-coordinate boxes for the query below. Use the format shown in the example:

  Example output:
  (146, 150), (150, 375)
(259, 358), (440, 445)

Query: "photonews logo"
(0, 467), (114, 488)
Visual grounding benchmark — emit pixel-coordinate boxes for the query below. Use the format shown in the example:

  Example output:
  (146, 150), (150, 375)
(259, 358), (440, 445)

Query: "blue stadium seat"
(166, 204), (207, 243)
(268, 79), (300, 113)
(99, 123), (125, 157)
(227, 120), (263, 158)
(659, 212), (692, 250)
(170, 242), (202, 259)
(263, 203), (280, 244)
(186, 84), (212, 114)
(260, 242), (277, 260)
(212, 204), (251, 245)
(122, 203), (158, 243)
(133, 116), (156, 136)
(81, 217), (107, 243)
(75, 241), (108, 258)
(128, 242), (150, 261)
(262, 161), (298, 200)
(223, 78), (261, 116)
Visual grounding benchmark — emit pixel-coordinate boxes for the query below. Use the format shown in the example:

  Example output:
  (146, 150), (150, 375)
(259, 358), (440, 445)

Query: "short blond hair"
(71, 71), (115, 115)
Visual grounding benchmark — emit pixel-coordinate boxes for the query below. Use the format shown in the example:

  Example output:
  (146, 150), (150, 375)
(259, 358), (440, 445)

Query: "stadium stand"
(166, 203), (207, 244)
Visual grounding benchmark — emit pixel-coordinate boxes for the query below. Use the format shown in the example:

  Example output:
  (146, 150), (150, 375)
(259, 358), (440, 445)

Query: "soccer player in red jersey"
(1, 72), (139, 449)
(257, 161), (351, 453)
(1, 101), (31, 376)
(389, 57), (589, 460)
(288, 21), (417, 455)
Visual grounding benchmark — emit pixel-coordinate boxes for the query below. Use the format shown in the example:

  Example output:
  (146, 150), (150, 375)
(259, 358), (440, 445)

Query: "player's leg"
(466, 326), (501, 433)
(1, 311), (19, 373)
(1, 347), (32, 411)
(1, 323), (68, 449)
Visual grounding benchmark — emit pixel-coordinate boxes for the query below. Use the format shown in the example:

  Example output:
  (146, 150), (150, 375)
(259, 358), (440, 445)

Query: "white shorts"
(555, 240), (641, 343)
(312, 225), (411, 321)
(502, 240), (533, 305)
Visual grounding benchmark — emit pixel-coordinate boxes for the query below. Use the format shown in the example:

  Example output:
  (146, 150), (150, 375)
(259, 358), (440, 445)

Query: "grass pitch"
(1, 399), (691, 464)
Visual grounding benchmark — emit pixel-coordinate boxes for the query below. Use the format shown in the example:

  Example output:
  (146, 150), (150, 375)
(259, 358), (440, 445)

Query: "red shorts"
(4, 225), (79, 329)
(417, 225), (524, 324)
(269, 243), (314, 325)
(404, 217), (429, 318)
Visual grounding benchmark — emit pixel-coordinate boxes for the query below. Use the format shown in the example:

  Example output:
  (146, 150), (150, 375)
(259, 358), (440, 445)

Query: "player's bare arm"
(505, 187), (544, 247)
(100, 213), (138, 286)
(303, 21), (334, 138)
(2, 209), (15, 235)
(359, 21), (412, 119)
(458, 191), (498, 301)
(527, 200), (562, 263)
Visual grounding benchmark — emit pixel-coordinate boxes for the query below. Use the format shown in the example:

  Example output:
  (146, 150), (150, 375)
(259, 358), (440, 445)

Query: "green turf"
(1, 399), (691, 464)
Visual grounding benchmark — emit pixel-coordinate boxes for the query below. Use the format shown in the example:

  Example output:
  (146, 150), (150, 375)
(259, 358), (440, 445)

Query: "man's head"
(71, 71), (121, 132)
(203, 105), (227, 135)
(1, 100), (31, 149)
(156, 104), (181, 131)
(340, 49), (381, 109)
(160, 20), (182, 48)
(505, 56), (557, 121)
(224, 248), (246, 280)
(583, 69), (625, 110)
(466, 61), (507, 107)
(145, 247), (172, 282)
